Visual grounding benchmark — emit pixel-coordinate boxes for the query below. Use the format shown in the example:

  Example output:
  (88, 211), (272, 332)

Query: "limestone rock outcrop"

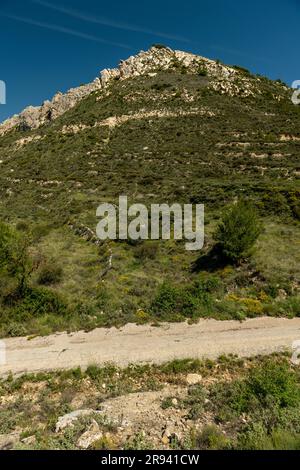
(0, 78), (102, 135)
(0, 46), (267, 136)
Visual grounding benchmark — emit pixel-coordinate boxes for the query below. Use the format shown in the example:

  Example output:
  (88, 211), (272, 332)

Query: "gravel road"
(1, 317), (300, 376)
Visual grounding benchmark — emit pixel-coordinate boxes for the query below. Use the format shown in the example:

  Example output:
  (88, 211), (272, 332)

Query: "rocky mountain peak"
(0, 46), (277, 136)
(100, 45), (236, 84)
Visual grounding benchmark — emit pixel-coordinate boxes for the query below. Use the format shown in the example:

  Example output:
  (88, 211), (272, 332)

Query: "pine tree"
(215, 200), (261, 263)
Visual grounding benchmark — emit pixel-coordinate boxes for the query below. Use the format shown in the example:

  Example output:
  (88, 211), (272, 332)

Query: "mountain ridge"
(0, 45), (288, 135)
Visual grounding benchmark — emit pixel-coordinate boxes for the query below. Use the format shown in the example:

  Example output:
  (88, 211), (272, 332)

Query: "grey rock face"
(0, 78), (102, 135)
(0, 46), (255, 136)
(76, 420), (103, 449)
(55, 409), (102, 433)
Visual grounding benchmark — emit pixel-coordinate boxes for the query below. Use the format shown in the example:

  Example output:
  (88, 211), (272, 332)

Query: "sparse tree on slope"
(215, 200), (262, 263)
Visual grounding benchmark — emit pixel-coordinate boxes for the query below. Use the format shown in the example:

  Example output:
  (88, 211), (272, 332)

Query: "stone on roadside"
(77, 420), (103, 450)
(55, 409), (101, 433)
(185, 374), (202, 386)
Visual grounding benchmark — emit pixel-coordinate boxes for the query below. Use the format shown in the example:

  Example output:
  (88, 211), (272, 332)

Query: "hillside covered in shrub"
(0, 46), (299, 336)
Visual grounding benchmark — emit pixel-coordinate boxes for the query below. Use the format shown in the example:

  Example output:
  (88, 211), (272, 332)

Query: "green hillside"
(0, 46), (299, 337)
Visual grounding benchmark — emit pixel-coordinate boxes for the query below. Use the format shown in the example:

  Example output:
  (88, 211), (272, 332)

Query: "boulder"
(0, 431), (20, 450)
(21, 435), (36, 446)
(185, 374), (202, 386)
(55, 409), (101, 433)
(76, 420), (104, 450)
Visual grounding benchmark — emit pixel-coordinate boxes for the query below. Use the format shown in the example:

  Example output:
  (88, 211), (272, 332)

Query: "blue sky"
(0, 0), (299, 122)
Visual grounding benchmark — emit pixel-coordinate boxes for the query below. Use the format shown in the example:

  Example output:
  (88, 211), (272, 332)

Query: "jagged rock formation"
(0, 78), (102, 135)
(0, 46), (275, 136)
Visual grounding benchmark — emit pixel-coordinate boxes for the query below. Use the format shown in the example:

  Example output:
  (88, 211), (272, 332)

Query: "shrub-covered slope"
(0, 46), (299, 336)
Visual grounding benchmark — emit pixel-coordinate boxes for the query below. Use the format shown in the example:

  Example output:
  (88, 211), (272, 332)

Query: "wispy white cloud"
(3, 13), (132, 49)
(32, 0), (190, 43)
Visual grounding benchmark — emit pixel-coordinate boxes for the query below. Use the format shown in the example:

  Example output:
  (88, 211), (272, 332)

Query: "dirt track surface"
(1, 317), (300, 376)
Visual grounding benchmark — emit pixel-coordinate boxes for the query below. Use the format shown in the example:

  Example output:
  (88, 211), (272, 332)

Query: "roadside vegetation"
(1, 354), (300, 450)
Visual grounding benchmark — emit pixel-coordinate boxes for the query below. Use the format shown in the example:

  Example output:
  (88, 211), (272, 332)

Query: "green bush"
(31, 223), (51, 242)
(14, 287), (67, 316)
(161, 358), (203, 375)
(0, 221), (33, 294)
(184, 384), (207, 420)
(260, 192), (290, 216)
(192, 275), (221, 301)
(179, 290), (203, 318)
(209, 359), (300, 423)
(37, 263), (63, 286)
(198, 67), (208, 77)
(180, 280), (217, 318)
(233, 65), (251, 75)
(246, 361), (300, 409)
(95, 285), (110, 310)
(16, 221), (29, 232)
(152, 44), (168, 50)
(150, 282), (181, 317)
(133, 242), (159, 261)
(237, 424), (300, 450)
(210, 379), (250, 422)
(151, 276), (221, 319)
(161, 397), (175, 410)
(150, 282), (199, 318)
(215, 200), (262, 263)
(194, 425), (229, 450)
(151, 83), (172, 91)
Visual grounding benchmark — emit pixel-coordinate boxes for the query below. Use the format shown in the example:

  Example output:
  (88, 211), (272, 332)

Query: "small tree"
(215, 200), (261, 263)
(0, 222), (33, 295)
